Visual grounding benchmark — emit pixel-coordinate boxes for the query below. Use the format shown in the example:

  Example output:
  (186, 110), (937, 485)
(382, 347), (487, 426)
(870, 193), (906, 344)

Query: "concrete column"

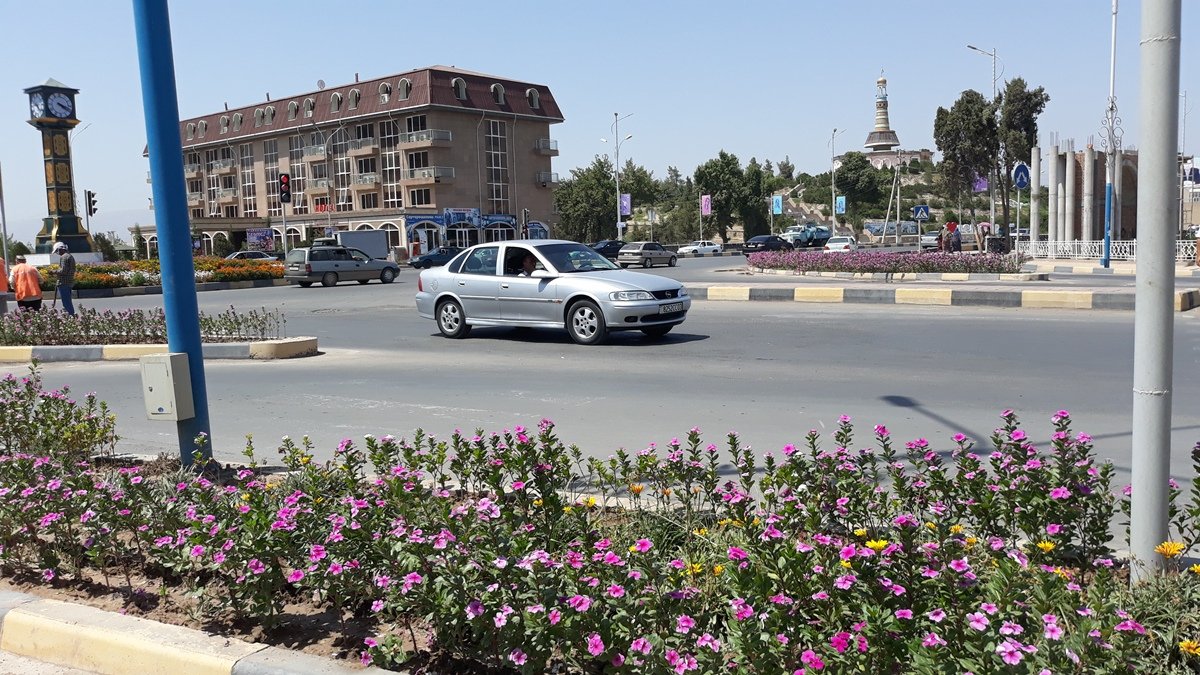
(1065, 140), (1077, 240)
(1031, 145), (1042, 241)
(1115, 148), (1124, 238)
(1083, 146), (1096, 239)
(1057, 154), (1067, 243)
(1048, 144), (1059, 246)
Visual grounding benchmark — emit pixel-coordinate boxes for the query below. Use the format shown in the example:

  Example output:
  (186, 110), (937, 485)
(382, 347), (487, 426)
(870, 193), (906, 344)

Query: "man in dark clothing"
(53, 242), (76, 315)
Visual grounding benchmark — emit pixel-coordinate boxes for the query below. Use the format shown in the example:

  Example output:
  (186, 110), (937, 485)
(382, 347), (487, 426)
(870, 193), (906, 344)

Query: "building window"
(287, 137), (308, 215)
(406, 115), (427, 133)
(409, 188), (431, 206)
(205, 149), (220, 215)
(486, 119), (509, 214)
(355, 123), (374, 140)
(379, 83), (391, 104)
(265, 106), (275, 124)
(331, 129), (352, 212)
(303, 98), (314, 118)
(360, 193), (379, 210)
(330, 93), (343, 114)
(264, 139), (281, 217)
(187, 123), (195, 140)
(197, 121), (207, 138)
(526, 88), (540, 109)
(233, 113), (242, 131)
(287, 102), (298, 121)
(240, 142), (257, 218)
(349, 89), (360, 110)
(398, 78), (412, 100)
(254, 109), (264, 128)
(223, 205), (238, 218)
(407, 151), (429, 169)
(358, 157), (378, 174)
(491, 83), (505, 105)
(220, 116), (229, 134)
(191, 208), (204, 220)
(452, 77), (467, 100)
(380, 120), (403, 209)
(187, 178), (202, 194)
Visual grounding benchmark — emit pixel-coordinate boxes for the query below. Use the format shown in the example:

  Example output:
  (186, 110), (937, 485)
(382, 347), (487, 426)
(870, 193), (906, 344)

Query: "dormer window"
(349, 89), (360, 110)
(219, 115), (229, 133)
(330, 93), (343, 113)
(233, 113), (243, 131)
(265, 106), (275, 124)
(197, 121), (207, 138)
(526, 88), (540, 110)
(491, 83), (505, 105)
(452, 77), (467, 100)
(186, 123), (195, 140)
(398, 78), (412, 100)
(287, 101), (298, 121)
(304, 98), (314, 118)
(379, 83), (391, 104)
(254, 109), (264, 128)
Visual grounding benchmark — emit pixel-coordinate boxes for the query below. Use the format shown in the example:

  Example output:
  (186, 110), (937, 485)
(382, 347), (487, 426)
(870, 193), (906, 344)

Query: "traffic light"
(85, 190), (98, 217)
(279, 173), (291, 203)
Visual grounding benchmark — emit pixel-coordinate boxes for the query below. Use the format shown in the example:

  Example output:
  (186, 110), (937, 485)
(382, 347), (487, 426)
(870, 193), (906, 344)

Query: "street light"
(601, 112), (634, 239)
(829, 128), (845, 229)
(967, 44), (999, 230)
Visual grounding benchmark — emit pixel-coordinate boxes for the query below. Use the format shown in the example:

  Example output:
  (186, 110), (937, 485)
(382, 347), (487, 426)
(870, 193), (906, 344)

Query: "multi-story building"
(150, 66), (563, 255)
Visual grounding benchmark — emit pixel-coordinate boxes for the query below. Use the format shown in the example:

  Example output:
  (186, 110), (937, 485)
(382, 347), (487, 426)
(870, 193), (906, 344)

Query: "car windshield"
(539, 243), (620, 273)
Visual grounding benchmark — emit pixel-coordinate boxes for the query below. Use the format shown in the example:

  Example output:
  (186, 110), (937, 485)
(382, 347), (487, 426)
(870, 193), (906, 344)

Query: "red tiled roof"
(179, 66), (563, 147)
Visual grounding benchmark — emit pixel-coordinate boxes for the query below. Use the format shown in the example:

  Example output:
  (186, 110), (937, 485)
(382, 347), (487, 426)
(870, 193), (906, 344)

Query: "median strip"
(0, 338), (318, 363)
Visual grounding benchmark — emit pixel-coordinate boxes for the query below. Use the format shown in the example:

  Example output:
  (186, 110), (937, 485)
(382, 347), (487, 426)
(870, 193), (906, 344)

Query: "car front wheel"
(668, 256), (677, 267)
(436, 299), (471, 339)
(567, 300), (607, 345)
(380, 268), (396, 283)
(321, 272), (338, 287)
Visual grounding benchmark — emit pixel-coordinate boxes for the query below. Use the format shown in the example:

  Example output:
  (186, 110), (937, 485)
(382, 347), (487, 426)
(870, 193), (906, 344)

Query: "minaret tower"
(864, 74), (900, 153)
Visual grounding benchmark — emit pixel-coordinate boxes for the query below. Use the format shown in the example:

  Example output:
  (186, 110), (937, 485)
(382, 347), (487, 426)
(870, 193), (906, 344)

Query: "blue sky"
(0, 1), (1196, 243)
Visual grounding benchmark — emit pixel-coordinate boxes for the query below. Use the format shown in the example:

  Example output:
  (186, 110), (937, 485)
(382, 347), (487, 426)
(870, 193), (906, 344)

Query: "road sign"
(1012, 163), (1031, 191)
(912, 204), (931, 221)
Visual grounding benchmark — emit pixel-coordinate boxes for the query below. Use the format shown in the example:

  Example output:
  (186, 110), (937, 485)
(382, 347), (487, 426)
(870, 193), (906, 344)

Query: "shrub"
(748, 250), (1027, 275)
(0, 306), (284, 346)
(31, 258), (282, 291)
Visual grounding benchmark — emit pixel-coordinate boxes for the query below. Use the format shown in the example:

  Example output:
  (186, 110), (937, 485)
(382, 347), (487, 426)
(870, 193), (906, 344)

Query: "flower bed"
(747, 251), (1027, 275)
(0, 306), (285, 345)
(1, 367), (1199, 673)
(34, 257), (283, 290)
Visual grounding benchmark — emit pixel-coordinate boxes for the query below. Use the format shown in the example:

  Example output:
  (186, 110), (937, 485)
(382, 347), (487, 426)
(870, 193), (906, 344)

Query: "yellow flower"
(925, 522), (937, 530)
(1156, 541), (1186, 559)
(1181, 639), (1200, 656)
(712, 564), (725, 576)
(965, 537), (978, 547)
(1052, 567), (1070, 580)
(751, 517), (762, 527)
(840, 560), (852, 568)
(865, 539), (888, 552)
(533, 498), (543, 507)
(315, 497), (323, 504)
(661, 488), (672, 497)
(563, 506), (573, 514)
(688, 563), (703, 576)
(718, 518), (733, 528)
(949, 524), (965, 535)
(1036, 541), (1056, 553)
(300, 456), (311, 465)
(1189, 564), (1200, 575)
(585, 496), (598, 509)
(693, 527), (708, 537)
(853, 528), (867, 538)
(629, 484), (645, 495)
(241, 493), (251, 501)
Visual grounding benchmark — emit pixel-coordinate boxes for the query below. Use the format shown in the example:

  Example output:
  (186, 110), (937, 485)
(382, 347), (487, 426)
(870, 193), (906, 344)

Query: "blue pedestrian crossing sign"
(1012, 163), (1031, 190)
(912, 204), (930, 221)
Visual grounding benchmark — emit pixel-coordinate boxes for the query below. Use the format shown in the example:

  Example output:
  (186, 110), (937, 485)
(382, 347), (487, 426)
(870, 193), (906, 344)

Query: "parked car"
(617, 242), (677, 268)
(415, 240), (690, 345)
(408, 246), (462, 269)
(284, 246), (400, 287)
(677, 240), (722, 255)
(743, 235), (794, 253)
(920, 230), (941, 251)
(226, 250), (281, 261)
(823, 236), (859, 253)
(591, 240), (627, 259)
(779, 223), (832, 248)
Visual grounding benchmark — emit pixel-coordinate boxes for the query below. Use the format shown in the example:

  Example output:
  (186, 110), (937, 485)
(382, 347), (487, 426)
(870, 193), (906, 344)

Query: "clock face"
(30, 93), (45, 118)
(48, 93), (73, 118)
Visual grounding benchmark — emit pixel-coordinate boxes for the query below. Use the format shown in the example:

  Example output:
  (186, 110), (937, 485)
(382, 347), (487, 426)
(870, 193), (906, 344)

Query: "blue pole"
(1102, 182), (1113, 268)
(131, 0), (211, 465)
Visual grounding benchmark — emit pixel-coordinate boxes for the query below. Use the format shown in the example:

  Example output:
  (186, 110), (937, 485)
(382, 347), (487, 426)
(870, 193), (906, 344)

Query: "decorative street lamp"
(967, 43), (1000, 231)
(601, 112), (634, 239)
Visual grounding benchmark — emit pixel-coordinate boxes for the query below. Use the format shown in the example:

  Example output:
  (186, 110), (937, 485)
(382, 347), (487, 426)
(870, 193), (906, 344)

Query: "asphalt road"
(6, 263), (1200, 493)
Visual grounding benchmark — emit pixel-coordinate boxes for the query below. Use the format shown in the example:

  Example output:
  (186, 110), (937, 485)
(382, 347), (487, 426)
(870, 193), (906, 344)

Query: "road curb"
(751, 267), (1049, 282)
(0, 337), (319, 363)
(0, 592), (391, 675)
(61, 278), (291, 300)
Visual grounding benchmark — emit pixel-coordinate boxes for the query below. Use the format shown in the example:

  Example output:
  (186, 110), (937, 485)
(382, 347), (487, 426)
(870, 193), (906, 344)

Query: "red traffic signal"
(279, 173), (291, 203)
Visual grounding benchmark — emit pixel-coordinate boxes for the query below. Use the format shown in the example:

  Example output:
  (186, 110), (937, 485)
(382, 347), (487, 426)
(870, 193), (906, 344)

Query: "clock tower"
(24, 78), (94, 253)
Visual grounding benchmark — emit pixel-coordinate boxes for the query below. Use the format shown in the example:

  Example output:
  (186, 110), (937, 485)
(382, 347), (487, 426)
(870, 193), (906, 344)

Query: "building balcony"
(211, 158), (236, 175)
(217, 187), (238, 204)
(303, 145), (327, 161)
(398, 129), (452, 148)
(310, 177), (331, 190)
(184, 163), (202, 178)
(187, 192), (203, 206)
(348, 138), (378, 155)
(403, 167), (455, 184)
(351, 173), (379, 191)
(535, 138), (559, 156)
(536, 171), (559, 187)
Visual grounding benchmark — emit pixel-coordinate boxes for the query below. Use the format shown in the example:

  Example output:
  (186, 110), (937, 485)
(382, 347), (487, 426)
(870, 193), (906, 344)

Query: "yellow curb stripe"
(895, 288), (953, 305)
(793, 287), (844, 303)
(0, 347), (33, 363)
(102, 344), (168, 360)
(1, 601), (262, 675)
(940, 273), (970, 281)
(707, 287), (751, 301)
(1022, 290), (1093, 309)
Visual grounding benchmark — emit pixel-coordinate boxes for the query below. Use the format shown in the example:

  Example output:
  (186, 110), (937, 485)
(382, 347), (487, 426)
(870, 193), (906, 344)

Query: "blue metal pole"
(131, 0), (211, 465)
(1102, 182), (1113, 267)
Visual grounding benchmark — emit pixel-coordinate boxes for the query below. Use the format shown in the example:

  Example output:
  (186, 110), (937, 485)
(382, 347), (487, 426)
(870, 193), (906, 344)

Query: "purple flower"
(967, 612), (989, 631)
(509, 649), (527, 665)
(587, 632), (605, 657)
(996, 639), (1024, 665)
(1050, 486), (1071, 499)
(287, 570), (304, 583)
(928, 609), (946, 623)
(676, 614), (696, 634)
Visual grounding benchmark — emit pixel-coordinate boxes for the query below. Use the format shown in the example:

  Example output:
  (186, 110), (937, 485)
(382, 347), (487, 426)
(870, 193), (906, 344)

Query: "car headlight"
(610, 290), (654, 301)
(678, 287), (688, 297)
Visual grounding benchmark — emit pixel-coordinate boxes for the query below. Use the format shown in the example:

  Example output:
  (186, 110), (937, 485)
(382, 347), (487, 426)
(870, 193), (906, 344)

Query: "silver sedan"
(415, 240), (691, 345)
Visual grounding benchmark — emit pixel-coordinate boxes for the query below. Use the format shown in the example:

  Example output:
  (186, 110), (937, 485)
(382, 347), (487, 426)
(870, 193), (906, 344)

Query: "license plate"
(660, 302), (684, 313)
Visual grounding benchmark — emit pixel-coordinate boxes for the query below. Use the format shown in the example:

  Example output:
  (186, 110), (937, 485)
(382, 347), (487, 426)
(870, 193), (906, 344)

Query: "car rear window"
(286, 250), (306, 264)
(619, 244), (641, 251)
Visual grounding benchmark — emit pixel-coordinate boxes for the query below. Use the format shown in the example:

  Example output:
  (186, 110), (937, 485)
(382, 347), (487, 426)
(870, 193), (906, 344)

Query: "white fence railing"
(1015, 239), (1196, 262)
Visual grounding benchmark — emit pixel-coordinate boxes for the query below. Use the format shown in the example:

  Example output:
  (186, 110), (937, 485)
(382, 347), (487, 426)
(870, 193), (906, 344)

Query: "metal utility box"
(139, 353), (195, 421)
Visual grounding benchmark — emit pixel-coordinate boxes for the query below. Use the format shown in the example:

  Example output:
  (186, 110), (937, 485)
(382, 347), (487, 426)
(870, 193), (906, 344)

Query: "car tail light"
(824, 245), (830, 250)
(305, 264), (312, 274)
(417, 276), (423, 292)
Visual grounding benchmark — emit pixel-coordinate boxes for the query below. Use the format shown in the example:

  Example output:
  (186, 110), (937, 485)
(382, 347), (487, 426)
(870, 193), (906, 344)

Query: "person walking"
(53, 242), (76, 315)
(10, 255), (44, 311)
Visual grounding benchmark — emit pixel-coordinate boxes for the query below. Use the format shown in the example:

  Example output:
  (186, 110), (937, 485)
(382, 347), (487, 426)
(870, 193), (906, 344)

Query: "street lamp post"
(601, 112), (634, 240)
(830, 128), (845, 229)
(1100, 0), (1121, 268)
(967, 44), (999, 231)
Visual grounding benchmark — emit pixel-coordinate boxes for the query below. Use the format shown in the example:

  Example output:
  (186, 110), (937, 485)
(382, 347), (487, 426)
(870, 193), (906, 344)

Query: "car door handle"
(458, 280), (466, 286)
(501, 283), (510, 289)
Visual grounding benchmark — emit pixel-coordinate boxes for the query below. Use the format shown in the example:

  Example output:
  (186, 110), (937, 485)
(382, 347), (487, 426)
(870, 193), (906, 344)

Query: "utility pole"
(1101, 0), (1121, 268)
(830, 128), (844, 229)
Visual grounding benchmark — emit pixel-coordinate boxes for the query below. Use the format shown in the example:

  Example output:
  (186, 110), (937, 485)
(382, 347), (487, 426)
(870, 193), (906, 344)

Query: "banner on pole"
(835, 195), (846, 215)
(972, 175), (989, 193)
(700, 194), (712, 216)
(620, 193), (631, 216)
(772, 195), (783, 215)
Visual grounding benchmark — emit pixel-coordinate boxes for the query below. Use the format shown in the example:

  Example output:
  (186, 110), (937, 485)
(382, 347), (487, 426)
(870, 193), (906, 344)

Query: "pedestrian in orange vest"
(10, 255), (44, 311)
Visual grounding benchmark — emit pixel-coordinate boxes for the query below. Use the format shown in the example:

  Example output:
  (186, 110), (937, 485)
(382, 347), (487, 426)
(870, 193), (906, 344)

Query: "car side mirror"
(531, 269), (554, 279)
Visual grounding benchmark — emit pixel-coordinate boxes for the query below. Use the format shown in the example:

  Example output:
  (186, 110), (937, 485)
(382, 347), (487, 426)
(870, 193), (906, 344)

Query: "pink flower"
(830, 631), (850, 653)
(41, 569), (55, 582)
(676, 614), (696, 634)
(466, 601), (484, 619)
(928, 609), (946, 623)
(587, 632), (605, 657)
(549, 609), (562, 625)
(309, 544), (327, 562)
(1044, 623), (1064, 640)
(996, 639), (1024, 665)
(1000, 621), (1024, 635)
(371, 600), (384, 613)
(800, 649), (825, 670)
(248, 559), (265, 575)
(190, 545), (205, 557)
(567, 595), (592, 612)
(327, 562), (343, 575)
(696, 633), (721, 652)
(1050, 486), (1071, 499)
(967, 612), (989, 631)
(949, 558), (971, 573)
(630, 637), (652, 654)
(1114, 620), (1146, 634)
(287, 570), (305, 583)
(922, 632), (946, 648)
(895, 609), (913, 620)
(727, 546), (748, 560)
(980, 602), (999, 615)
(839, 545), (857, 560)
(1046, 523), (1062, 535)
(607, 584), (626, 598)
(634, 538), (653, 552)
(511, 481), (526, 491)
(509, 649), (527, 665)
(834, 573), (856, 589)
